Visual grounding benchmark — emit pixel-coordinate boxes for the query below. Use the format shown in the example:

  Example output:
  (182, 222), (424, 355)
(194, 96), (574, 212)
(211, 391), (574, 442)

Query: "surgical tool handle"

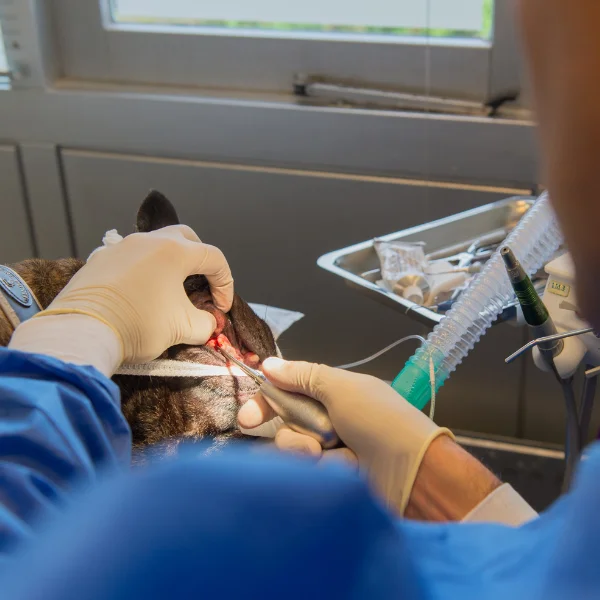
(258, 380), (340, 449)
(218, 346), (340, 448)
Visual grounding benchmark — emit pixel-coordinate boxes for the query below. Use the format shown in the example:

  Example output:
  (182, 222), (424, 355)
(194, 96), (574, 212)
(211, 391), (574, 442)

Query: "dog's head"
(2, 191), (278, 456)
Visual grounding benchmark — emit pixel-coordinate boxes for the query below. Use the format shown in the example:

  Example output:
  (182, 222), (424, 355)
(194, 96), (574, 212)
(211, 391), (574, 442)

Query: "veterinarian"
(1, 0), (600, 597)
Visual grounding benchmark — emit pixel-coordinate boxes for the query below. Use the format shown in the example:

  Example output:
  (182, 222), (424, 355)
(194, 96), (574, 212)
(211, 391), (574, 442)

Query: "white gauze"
(87, 229), (124, 262)
(248, 304), (304, 341)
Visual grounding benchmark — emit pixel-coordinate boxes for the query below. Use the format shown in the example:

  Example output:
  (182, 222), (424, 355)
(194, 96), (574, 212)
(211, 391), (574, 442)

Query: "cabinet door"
(62, 148), (528, 438)
(0, 146), (35, 263)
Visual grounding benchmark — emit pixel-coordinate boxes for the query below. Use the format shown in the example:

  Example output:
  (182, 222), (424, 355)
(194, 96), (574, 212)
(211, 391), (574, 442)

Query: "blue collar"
(0, 265), (41, 329)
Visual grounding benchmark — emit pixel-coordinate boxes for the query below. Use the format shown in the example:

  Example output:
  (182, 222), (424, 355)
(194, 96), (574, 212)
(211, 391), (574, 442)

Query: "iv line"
(335, 335), (426, 369)
(335, 334), (437, 420)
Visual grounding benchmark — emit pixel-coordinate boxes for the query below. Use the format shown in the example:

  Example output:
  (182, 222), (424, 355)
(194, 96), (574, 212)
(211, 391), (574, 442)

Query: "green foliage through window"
(115, 0), (494, 41)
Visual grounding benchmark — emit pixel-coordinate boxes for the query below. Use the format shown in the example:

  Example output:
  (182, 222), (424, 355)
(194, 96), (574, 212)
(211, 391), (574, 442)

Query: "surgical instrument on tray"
(426, 264), (483, 276)
(318, 197), (536, 329)
(218, 348), (340, 449)
(425, 228), (508, 262)
(425, 230), (508, 289)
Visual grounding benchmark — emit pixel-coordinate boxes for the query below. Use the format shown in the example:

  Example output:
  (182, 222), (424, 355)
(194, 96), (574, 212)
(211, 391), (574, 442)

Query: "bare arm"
(404, 436), (501, 521)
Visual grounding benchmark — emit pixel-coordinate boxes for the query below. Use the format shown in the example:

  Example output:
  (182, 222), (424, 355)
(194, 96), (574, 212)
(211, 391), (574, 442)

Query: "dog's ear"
(136, 190), (180, 233)
(229, 296), (278, 361)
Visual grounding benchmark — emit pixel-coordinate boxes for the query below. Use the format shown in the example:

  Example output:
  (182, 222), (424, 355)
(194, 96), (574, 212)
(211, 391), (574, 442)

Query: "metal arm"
(505, 327), (594, 364)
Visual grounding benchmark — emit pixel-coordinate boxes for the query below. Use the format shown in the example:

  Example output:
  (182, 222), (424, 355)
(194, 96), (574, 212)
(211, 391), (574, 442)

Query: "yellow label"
(548, 280), (571, 297)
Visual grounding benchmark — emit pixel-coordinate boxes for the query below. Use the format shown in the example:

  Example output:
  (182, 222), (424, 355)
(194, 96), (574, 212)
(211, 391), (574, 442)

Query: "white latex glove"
(25, 225), (233, 365)
(238, 358), (453, 515)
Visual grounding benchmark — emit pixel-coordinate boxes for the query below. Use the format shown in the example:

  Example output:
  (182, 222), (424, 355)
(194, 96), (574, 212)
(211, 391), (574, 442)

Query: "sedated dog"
(0, 191), (279, 461)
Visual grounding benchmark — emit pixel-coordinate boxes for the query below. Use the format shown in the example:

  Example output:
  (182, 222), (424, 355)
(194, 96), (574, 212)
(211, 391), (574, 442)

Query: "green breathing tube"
(392, 193), (563, 410)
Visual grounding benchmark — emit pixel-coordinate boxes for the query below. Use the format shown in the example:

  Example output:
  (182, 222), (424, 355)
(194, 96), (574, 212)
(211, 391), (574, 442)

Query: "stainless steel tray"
(317, 196), (535, 328)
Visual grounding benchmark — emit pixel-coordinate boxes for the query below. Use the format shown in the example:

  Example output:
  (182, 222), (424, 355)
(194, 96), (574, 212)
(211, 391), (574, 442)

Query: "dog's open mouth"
(185, 288), (262, 369)
(206, 333), (260, 368)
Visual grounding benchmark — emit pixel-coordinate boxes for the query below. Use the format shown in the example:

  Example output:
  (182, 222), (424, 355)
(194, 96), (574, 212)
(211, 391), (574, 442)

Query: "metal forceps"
(219, 348), (340, 448)
(427, 228), (507, 270)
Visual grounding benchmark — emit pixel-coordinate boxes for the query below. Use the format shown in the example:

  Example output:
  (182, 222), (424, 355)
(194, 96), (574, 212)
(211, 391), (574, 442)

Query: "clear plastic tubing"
(392, 192), (563, 410)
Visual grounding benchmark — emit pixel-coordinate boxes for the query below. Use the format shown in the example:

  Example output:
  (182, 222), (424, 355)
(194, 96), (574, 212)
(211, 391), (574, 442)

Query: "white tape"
(115, 359), (248, 378)
(116, 358), (284, 439)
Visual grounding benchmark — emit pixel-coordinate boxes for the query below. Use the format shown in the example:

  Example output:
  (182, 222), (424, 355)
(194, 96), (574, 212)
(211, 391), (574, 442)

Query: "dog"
(0, 191), (278, 461)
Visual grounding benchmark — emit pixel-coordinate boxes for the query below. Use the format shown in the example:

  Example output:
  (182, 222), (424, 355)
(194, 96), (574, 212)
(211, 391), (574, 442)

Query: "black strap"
(0, 265), (41, 327)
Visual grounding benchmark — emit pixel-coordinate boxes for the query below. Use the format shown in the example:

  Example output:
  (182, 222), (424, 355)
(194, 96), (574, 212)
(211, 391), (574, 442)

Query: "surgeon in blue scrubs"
(2, 1), (600, 598)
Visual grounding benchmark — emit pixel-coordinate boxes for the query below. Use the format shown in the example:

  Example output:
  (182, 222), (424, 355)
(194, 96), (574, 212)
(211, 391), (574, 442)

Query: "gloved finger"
(275, 426), (323, 458)
(177, 303), (218, 346)
(237, 391), (277, 428)
(318, 448), (359, 470)
(184, 242), (234, 313)
(149, 224), (204, 247)
(155, 224), (202, 244)
(261, 357), (335, 406)
(150, 225), (234, 312)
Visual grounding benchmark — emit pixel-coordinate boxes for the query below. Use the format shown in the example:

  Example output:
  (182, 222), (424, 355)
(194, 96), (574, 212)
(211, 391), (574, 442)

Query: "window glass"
(0, 24), (8, 74)
(112, 0), (493, 40)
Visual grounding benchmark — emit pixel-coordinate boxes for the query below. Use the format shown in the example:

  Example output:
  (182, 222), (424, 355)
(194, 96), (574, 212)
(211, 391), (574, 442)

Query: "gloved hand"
(33, 225), (234, 364)
(238, 358), (453, 515)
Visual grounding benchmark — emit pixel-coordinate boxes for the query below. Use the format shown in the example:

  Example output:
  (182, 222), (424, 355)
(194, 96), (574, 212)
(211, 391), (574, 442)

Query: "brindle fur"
(1, 191), (277, 462)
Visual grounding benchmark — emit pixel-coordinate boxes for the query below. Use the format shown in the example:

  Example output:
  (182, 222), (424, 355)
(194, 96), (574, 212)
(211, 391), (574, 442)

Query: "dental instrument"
(501, 246), (579, 489)
(505, 328), (595, 365)
(218, 348), (340, 449)
(501, 246), (563, 362)
(502, 245), (600, 489)
(504, 325), (597, 491)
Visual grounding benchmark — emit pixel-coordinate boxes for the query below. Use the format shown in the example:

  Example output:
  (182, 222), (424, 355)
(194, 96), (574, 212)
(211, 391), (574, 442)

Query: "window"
(0, 24), (7, 74)
(112, 0), (492, 41)
(50, 0), (518, 103)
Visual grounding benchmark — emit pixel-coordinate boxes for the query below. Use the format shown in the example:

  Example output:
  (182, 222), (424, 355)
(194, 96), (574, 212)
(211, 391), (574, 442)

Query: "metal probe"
(505, 327), (594, 364)
(219, 348), (340, 449)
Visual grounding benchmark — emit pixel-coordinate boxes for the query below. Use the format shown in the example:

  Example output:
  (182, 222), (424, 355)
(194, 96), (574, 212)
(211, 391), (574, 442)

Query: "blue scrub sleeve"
(2, 343), (600, 599)
(0, 347), (131, 556)
(2, 443), (600, 600)
(0, 447), (424, 600)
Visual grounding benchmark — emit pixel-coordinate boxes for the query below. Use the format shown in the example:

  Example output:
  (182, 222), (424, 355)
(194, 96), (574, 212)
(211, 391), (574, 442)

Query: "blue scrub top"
(0, 347), (596, 599)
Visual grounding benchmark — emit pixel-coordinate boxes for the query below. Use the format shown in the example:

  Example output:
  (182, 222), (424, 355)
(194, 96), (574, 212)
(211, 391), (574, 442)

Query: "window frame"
(43, 0), (521, 103)
(0, 0), (58, 88)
